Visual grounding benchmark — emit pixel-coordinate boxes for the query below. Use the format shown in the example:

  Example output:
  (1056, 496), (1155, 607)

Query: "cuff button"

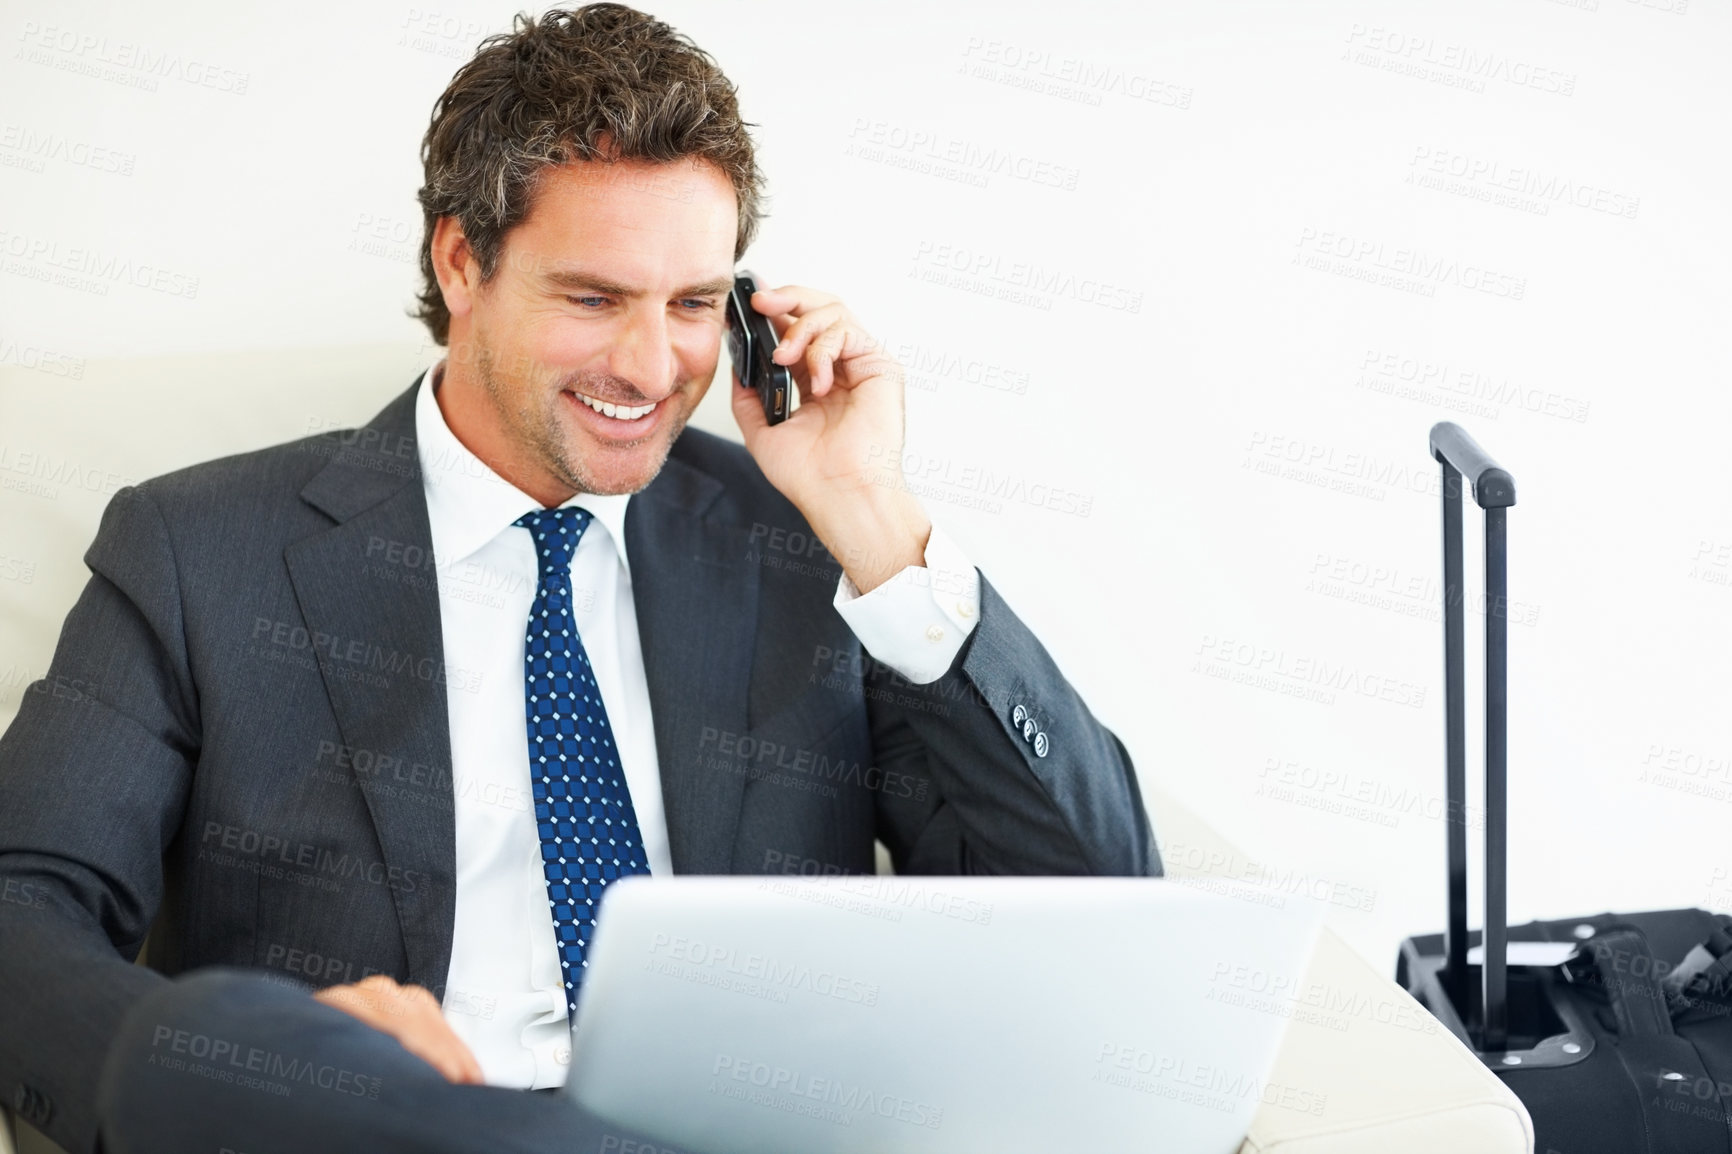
(1033, 731), (1050, 758)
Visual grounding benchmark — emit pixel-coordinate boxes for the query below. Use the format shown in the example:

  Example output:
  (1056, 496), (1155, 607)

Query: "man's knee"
(96, 968), (381, 1154)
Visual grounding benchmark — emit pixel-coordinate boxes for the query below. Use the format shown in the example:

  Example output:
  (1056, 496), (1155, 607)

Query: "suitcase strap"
(1665, 917), (1732, 1014)
(1590, 927), (1732, 1154)
(1592, 927), (1678, 1039)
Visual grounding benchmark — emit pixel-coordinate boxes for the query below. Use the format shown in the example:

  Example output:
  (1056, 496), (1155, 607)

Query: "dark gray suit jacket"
(0, 382), (1158, 1152)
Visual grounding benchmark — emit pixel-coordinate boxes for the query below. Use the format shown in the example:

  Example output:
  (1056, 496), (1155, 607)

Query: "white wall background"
(2, 0), (1728, 973)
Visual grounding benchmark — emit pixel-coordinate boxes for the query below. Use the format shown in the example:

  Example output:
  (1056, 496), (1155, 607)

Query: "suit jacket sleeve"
(0, 485), (194, 1153)
(866, 573), (1160, 878)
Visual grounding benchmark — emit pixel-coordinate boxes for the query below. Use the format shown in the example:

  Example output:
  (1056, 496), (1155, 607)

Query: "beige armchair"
(1144, 788), (1532, 1153)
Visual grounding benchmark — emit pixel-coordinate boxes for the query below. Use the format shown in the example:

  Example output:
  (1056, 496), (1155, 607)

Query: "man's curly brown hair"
(412, 4), (765, 345)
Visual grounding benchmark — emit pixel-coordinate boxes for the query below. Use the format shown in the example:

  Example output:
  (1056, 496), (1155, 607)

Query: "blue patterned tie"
(514, 505), (651, 1016)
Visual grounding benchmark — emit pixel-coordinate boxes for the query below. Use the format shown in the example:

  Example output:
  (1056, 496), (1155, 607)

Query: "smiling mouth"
(570, 390), (658, 421)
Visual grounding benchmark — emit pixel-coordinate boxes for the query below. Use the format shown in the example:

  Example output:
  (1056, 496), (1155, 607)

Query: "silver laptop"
(565, 875), (1322, 1154)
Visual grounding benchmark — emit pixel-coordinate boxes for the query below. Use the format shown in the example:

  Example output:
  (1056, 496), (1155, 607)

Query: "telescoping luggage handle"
(1431, 422), (1516, 1053)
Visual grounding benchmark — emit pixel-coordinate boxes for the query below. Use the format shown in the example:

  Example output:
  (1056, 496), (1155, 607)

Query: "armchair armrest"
(1144, 784), (1534, 1154)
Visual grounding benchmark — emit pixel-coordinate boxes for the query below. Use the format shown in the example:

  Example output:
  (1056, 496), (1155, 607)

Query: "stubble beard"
(475, 342), (693, 498)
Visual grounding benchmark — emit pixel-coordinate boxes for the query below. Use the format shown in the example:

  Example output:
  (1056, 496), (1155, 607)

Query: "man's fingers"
(456, 1041), (485, 1084)
(313, 983), (381, 1018)
(769, 303), (846, 365)
(806, 325), (850, 395)
(312, 978), (484, 1085)
(315, 974), (409, 1019)
(746, 285), (889, 398)
(771, 316), (875, 399)
(751, 284), (835, 320)
(729, 369), (770, 446)
(401, 1021), (485, 1085)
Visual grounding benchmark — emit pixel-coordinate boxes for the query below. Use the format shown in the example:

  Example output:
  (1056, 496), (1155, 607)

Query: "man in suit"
(0, 5), (1157, 1151)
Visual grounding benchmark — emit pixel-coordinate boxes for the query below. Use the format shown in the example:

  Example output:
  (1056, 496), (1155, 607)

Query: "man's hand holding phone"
(728, 280), (931, 596)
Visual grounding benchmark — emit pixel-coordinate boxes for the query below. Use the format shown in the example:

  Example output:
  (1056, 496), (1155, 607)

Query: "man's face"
(449, 157), (738, 498)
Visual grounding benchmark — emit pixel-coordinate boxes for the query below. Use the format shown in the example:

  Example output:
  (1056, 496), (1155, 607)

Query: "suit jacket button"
(1033, 731), (1050, 758)
(1022, 718), (1038, 742)
(1012, 704), (1027, 726)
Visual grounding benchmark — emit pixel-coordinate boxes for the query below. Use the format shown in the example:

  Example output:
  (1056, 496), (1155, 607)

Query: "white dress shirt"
(414, 360), (980, 1086)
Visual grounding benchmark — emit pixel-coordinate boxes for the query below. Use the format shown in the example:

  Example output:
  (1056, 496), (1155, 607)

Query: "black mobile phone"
(725, 270), (791, 425)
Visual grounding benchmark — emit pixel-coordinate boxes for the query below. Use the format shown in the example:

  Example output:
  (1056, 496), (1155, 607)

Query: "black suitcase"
(1396, 423), (1732, 1154)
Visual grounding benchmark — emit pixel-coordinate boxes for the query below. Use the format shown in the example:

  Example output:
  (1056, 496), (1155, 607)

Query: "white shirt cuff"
(831, 523), (981, 685)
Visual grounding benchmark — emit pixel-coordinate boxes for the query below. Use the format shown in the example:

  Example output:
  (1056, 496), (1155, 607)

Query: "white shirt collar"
(414, 359), (633, 575)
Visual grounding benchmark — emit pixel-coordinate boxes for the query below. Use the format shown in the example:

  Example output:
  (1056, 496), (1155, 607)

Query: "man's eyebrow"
(675, 277), (738, 298)
(538, 267), (734, 298)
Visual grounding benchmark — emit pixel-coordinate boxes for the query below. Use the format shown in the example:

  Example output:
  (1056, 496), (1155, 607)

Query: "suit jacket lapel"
(283, 385), (458, 993)
(279, 382), (759, 992)
(626, 458), (758, 873)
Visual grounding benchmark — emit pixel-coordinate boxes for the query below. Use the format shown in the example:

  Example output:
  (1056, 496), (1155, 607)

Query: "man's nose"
(609, 306), (677, 401)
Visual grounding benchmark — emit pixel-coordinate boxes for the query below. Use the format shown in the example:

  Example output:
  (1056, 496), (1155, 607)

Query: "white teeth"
(575, 392), (655, 421)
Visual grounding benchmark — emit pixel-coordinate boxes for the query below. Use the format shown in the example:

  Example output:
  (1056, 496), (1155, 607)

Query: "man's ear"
(431, 215), (480, 324)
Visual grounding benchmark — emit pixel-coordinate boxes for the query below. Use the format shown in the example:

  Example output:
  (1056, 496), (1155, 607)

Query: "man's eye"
(565, 295), (608, 308)
(677, 299), (718, 311)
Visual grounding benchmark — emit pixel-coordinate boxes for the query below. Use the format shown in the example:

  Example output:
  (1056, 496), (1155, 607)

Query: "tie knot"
(515, 505), (593, 575)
